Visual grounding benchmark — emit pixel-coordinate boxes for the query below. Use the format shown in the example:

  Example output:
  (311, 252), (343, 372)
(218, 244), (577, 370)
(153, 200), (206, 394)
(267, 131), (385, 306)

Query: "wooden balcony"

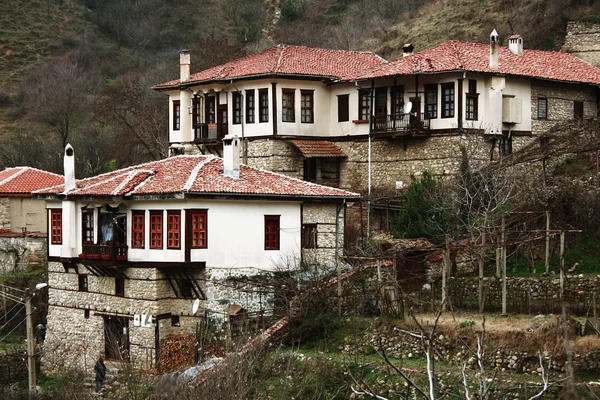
(372, 113), (430, 134)
(79, 242), (128, 262)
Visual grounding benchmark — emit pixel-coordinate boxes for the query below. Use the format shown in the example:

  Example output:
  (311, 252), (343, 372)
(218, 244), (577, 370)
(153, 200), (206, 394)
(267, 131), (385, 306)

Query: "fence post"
(545, 211), (551, 274)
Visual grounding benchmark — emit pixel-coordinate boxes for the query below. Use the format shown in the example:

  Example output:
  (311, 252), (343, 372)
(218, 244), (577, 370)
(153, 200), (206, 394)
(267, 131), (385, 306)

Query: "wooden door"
(217, 104), (228, 139)
(409, 97), (421, 128)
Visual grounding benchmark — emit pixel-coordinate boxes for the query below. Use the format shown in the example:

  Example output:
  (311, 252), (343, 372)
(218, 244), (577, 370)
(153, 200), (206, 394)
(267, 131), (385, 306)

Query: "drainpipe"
(335, 199), (346, 311)
(230, 80), (247, 164)
(271, 82), (278, 135)
(367, 80), (374, 239)
(458, 78), (464, 130)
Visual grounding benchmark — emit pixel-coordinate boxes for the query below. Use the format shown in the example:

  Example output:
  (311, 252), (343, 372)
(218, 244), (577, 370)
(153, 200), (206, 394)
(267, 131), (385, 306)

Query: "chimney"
(180, 50), (190, 82)
(489, 29), (499, 70)
(508, 34), (523, 56)
(64, 144), (75, 192)
(402, 43), (414, 57)
(222, 135), (240, 178)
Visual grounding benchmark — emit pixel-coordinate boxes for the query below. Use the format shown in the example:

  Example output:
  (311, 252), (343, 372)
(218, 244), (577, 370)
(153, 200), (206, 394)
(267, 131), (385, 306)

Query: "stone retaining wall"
(0, 349), (28, 385)
(0, 198), (10, 229)
(0, 235), (47, 274)
(563, 21), (600, 67)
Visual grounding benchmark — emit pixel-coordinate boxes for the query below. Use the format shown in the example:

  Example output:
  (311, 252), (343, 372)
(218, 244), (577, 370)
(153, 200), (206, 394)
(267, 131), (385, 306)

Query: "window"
(167, 211), (181, 249)
(537, 98), (548, 119)
(246, 90), (255, 123)
(131, 210), (145, 249)
(259, 89), (269, 123)
(338, 94), (349, 122)
(206, 96), (216, 124)
(180, 279), (193, 298)
(302, 224), (317, 249)
(393, 86), (404, 115)
(104, 316), (129, 361)
(441, 83), (455, 118)
(574, 101), (584, 119)
(192, 96), (201, 129)
(150, 211), (163, 249)
(359, 89), (371, 120)
(304, 158), (317, 182)
(172, 100), (180, 131)
(425, 84), (438, 118)
(264, 215), (280, 250)
(84, 309), (90, 319)
(115, 278), (125, 297)
(301, 90), (314, 123)
(171, 315), (181, 327)
(500, 136), (512, 156)
(232, 92), (242, 124)
(374, 87), (387, 116)
(50, 209), (62, 245)
(190, 210), (208, 248)
(82, 209), (94, 244)
(78, 274), (88, 292)
(466, 80), (478, 121)
(282, 89), (295, 122)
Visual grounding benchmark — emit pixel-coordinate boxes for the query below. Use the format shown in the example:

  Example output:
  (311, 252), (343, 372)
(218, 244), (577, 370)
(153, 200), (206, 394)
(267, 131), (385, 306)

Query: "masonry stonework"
(0, 235), (46, 274)
(0, 197), (10, 229)
(562, 21), (600, 67)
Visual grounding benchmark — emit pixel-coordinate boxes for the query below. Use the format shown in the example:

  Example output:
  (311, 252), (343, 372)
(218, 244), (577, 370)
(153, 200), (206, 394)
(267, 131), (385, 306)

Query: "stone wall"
(531, 80), (597, 135)
(562, 21), (600, 67)
(302, 202), (343, 269)
(0, 349), (28, 385)
(0, 234), (47, 274)
(0, 197), (10, 229)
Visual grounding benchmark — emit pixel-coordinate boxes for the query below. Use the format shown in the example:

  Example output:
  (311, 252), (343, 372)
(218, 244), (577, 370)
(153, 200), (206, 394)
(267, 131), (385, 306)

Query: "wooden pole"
(442, 236), (449, 311)
(545, 211), (551, 274)
(560, 231), (565, 299)
(26, 294), (36, 394)
(501, 216), (507, 314)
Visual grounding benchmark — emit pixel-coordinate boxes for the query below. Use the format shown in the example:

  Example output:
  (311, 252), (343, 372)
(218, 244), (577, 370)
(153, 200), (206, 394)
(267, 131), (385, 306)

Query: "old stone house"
(0, 167), (63, 233)
(36, 141), (358, 372)
(153, 30), (600, 234)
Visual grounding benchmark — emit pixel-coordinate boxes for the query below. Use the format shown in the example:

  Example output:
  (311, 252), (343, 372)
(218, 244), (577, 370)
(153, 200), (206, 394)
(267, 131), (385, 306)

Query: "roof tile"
(0, 167), (64, 196)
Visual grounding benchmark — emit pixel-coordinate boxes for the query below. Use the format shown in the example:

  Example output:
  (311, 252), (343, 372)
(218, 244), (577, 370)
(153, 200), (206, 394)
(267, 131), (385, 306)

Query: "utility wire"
(0, 283), (26, 294)
(0, 290), (24, 304)
(0, 317), (27, 343)
(0, 304), (26, 334)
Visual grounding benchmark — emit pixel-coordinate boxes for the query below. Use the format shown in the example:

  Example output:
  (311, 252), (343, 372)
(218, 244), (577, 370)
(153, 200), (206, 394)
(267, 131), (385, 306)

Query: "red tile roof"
(358, 40), (600, 85)
(35, 156), (359, 200)
(0, 167), (64, 196)
(290, 140), (347, 158)
(153, 44), (386, 88)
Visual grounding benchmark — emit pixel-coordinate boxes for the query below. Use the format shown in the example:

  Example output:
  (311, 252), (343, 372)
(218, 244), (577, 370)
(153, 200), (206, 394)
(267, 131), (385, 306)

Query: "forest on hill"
(0, 0), (599, 177)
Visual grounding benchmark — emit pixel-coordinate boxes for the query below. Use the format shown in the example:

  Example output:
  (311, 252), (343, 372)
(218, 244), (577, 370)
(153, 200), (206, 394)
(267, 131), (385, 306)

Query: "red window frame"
(190, 210), (208, 249)
(132, 210), (145, 249)
(173, 100), (180, 131)
(82, 209), (94, 244)
(50, 209), (62, 245)
(150, 211), (163, 249)
(264, 215), (280, 250)
(167, 210), (181, 249)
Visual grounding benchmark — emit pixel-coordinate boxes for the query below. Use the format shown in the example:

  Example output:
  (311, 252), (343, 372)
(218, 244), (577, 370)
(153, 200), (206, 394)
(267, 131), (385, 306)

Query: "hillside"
(1, 0), (600, 176)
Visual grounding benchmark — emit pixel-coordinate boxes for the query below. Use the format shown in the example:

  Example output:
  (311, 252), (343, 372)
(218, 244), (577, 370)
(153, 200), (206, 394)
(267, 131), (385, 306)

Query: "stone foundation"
(0, 197), (10, 229)
(563, 21), (600, 67)
(0, 235), (46, 274)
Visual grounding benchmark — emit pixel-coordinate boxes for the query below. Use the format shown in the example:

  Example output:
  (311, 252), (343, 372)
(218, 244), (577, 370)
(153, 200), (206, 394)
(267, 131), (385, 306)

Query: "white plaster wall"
(8, 198), (48, 233)
(328, 84), (370, 136)
(502, 77), (532, 132)
(46, 200), (62, 258)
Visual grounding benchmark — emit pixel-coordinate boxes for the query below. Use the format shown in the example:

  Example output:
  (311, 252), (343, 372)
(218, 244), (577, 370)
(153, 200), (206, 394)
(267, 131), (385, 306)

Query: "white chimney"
(222, 135), (240, 178)
(402, 43), (414, 57)
(64, 144), (75, 193)
(489, 29), (499, 70)
(508, 34), (523, 56)
(180, 50), (190, 81)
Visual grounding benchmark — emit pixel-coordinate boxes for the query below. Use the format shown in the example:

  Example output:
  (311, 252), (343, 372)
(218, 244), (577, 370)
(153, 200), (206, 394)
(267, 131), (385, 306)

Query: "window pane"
(537, 98), (547, 119)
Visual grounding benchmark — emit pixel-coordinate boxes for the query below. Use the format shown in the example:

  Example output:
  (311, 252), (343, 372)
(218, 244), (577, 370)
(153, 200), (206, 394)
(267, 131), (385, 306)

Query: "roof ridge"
(111, 169), (155, 196)
(275, 44), (285, 73)
(183, 156), (216, 191)
(0, 167), (28, 188)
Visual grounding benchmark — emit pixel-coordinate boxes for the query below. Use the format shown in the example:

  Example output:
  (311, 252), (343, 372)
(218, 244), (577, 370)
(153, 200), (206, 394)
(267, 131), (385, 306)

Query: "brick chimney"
(180, 50), (190, 82)
(402, 43), (414, 57)
(223, 135), (240, 178)
(489, 29), (499, 70)
(508, 34), (523, 56)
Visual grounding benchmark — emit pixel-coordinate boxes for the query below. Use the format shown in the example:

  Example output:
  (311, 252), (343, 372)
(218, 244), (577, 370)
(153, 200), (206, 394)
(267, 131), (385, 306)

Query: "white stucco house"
(153, 31), (600, 196)
(36, 140), (358, 373)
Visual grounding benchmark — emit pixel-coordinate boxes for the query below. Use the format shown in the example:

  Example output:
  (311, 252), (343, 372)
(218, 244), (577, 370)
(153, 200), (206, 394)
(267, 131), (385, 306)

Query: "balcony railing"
(80, 242), (128, 262)
(194, 123), (218, 141)
(372, 113), (430, 133)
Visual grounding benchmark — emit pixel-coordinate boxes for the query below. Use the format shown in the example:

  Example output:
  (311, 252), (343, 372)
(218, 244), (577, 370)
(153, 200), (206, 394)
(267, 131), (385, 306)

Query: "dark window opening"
(265, 215), (280, 250)
(338, 94), (349, 122)
(301, 90), (314, 123)
(303, 158), (317, 182)
(574, 101), (584, 119)
(468, 79), (477, 94)
(393, 86), (404, 115)
(441, 82), (455, 118)
(466, 95), (478, 120)
(302, 224), (317, 249)
(115, 278), (125, 297)
(259, 89), (269, 123)
(359, 89), (371, 120)
(104, 316), (129, 361)
(233, 92), (242, 124)
(84, 309), (90, 319)
(282, 89), (295, 122)
(171, 315), (181, 327)
(205, 96), (216, 124)
(246, 89), (255, 124)
(425, 84), (438, 119)
(180, 279), (193, 298)
(375, 87), (387, 116)
(82, 209), (94, 244)
(172, 100), (180, 131)
(500, 136), (512, 156)
(537, 98), (548, 119)
(78, 274), (88, 292)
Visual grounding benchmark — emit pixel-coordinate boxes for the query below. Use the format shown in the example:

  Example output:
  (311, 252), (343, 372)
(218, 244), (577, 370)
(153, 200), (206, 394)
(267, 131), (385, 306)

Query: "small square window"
(115, 278), (125, 297)
(171, 315), (181, 327)
(302, 224), (317, 249)
(537, 98), (548, 119)
(84, 309), (90, 319)
(78, 275), (88, 292)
